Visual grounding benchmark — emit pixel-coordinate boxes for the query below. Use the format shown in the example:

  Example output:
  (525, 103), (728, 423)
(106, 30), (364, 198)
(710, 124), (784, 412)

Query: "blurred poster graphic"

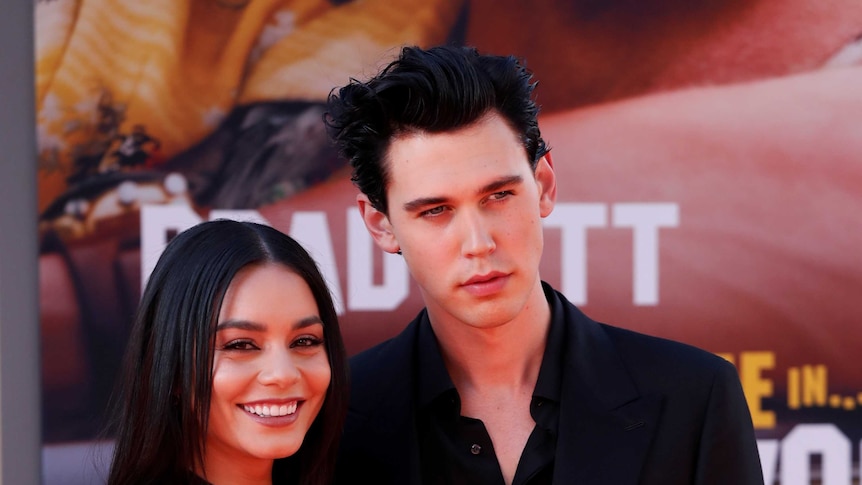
(36, 1), (862, 483)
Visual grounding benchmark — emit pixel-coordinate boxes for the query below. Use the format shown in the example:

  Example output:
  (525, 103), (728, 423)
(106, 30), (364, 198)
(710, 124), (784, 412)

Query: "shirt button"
(470, 444), (482, 455)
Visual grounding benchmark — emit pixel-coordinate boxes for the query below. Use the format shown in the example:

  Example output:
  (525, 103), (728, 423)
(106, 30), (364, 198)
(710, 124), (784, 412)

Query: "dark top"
(334, 283), (764, 485)
(186, 471), (213, 485)
(415, 290), (565, 485)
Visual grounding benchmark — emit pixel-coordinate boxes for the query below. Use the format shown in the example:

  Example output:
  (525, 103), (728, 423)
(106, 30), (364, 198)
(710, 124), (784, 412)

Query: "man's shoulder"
(550, 284), (730, 378)
(346, 313), (423, 407)
(350, 319), (419, 372)
(597, 321), (737, 385)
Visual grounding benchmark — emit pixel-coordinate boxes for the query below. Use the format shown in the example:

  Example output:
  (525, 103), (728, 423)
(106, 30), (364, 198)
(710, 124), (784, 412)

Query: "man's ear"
(357, 194), (401, 254)
(536, 152), (557, 217)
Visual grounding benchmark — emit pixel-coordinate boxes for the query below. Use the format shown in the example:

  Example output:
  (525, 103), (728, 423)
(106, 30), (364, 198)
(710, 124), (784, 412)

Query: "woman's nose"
(257, 349), (301, 387)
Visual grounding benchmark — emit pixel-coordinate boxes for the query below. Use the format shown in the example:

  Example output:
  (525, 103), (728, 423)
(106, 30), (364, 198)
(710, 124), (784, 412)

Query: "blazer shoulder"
(599, 323), (737, 386)
(347, 314), (423, 411)
(350, 322), (418, 376)
(338, 316), (424, 483)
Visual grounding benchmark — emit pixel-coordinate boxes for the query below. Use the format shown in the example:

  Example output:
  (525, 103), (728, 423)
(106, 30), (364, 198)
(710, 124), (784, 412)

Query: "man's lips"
(462, 271), (508, 286)
(460, 272), (510, 297)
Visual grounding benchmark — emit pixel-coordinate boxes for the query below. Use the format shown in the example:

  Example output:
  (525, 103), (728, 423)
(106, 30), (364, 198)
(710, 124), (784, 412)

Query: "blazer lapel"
(552, 294), (661, 484)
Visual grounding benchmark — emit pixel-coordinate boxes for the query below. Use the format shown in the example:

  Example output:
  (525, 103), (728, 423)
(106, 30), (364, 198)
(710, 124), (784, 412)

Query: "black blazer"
(334, 287), (764, 484)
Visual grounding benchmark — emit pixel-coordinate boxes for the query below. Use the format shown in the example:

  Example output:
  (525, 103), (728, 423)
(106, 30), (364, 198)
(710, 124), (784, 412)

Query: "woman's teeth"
(243, 402), (297, 417)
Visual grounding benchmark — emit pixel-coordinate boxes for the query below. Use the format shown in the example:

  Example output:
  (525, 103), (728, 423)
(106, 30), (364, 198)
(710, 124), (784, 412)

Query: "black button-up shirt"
(415, 287), (566, 485)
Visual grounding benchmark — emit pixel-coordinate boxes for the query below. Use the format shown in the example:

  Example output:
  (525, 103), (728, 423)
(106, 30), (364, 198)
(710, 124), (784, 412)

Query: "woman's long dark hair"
(105, 220), (348, 485)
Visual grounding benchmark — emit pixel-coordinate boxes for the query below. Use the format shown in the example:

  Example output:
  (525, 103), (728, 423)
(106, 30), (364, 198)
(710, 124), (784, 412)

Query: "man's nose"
(459, 211), (496, 257)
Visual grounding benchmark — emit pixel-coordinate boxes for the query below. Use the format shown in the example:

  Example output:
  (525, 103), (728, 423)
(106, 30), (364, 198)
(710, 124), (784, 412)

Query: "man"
(325, 45), (763, 484)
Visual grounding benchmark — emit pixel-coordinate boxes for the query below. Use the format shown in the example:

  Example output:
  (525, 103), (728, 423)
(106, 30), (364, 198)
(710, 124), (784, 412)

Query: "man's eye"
(489, 190), (512, 201)
(420, 206), (446, 217)
(223, 340), (257, 351)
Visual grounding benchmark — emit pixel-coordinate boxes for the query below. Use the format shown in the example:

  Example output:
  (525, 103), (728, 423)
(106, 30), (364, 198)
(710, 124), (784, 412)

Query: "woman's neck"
(196, 450), (273, 485)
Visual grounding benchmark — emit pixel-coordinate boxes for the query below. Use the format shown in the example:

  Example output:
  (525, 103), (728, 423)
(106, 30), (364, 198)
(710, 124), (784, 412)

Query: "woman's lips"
(239, 400), (303, 426)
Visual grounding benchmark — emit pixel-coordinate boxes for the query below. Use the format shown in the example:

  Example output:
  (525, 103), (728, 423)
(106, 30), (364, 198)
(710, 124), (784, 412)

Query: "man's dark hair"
(325, 44), (549, 214)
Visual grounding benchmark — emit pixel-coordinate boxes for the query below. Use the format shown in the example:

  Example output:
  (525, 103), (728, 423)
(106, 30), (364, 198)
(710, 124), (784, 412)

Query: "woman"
(105, 220), (348, 484)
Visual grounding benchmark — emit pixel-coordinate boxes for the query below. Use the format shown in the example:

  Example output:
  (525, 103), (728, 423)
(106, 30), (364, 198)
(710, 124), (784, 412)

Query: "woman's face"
(205, 263), (331, 471)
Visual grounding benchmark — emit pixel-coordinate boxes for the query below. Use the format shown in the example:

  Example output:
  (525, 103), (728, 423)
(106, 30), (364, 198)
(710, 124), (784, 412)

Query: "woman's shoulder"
(185, 470), (213, 485)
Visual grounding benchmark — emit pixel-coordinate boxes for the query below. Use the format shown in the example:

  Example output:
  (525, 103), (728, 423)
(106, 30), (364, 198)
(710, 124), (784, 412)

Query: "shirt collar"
(532, 281), (566, 403)
(417, 311), (456, 410)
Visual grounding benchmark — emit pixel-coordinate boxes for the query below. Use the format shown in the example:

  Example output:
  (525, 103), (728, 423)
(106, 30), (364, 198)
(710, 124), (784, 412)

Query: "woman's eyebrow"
(216, 315), (323, 332)
(295, 315), (324, 329)
(216, 320), (265, 332)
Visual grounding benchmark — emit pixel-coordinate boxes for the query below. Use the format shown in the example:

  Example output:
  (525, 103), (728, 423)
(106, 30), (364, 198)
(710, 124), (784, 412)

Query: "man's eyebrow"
(478, 175), (523, 196)
(401, 175), (524, 213)
(216, 315), (323, 332)
(403, 196), (449, 213)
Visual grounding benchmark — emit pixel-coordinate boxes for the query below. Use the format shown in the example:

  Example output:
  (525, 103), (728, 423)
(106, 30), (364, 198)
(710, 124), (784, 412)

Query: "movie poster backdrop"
(36, 0), (862, 483)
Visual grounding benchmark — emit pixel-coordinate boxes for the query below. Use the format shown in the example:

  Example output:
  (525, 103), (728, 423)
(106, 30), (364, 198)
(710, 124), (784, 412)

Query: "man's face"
(359, 113), (556, 330)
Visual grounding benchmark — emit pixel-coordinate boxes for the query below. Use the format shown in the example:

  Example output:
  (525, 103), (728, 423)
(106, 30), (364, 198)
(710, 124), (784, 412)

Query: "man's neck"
(427, 280), (552, 485)
(429, 281), (551, 393)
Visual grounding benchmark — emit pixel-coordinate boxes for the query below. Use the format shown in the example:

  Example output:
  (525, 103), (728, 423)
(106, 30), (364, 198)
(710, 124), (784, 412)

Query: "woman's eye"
(292, 336), (324, 348)
(223, 339), (257, 351)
